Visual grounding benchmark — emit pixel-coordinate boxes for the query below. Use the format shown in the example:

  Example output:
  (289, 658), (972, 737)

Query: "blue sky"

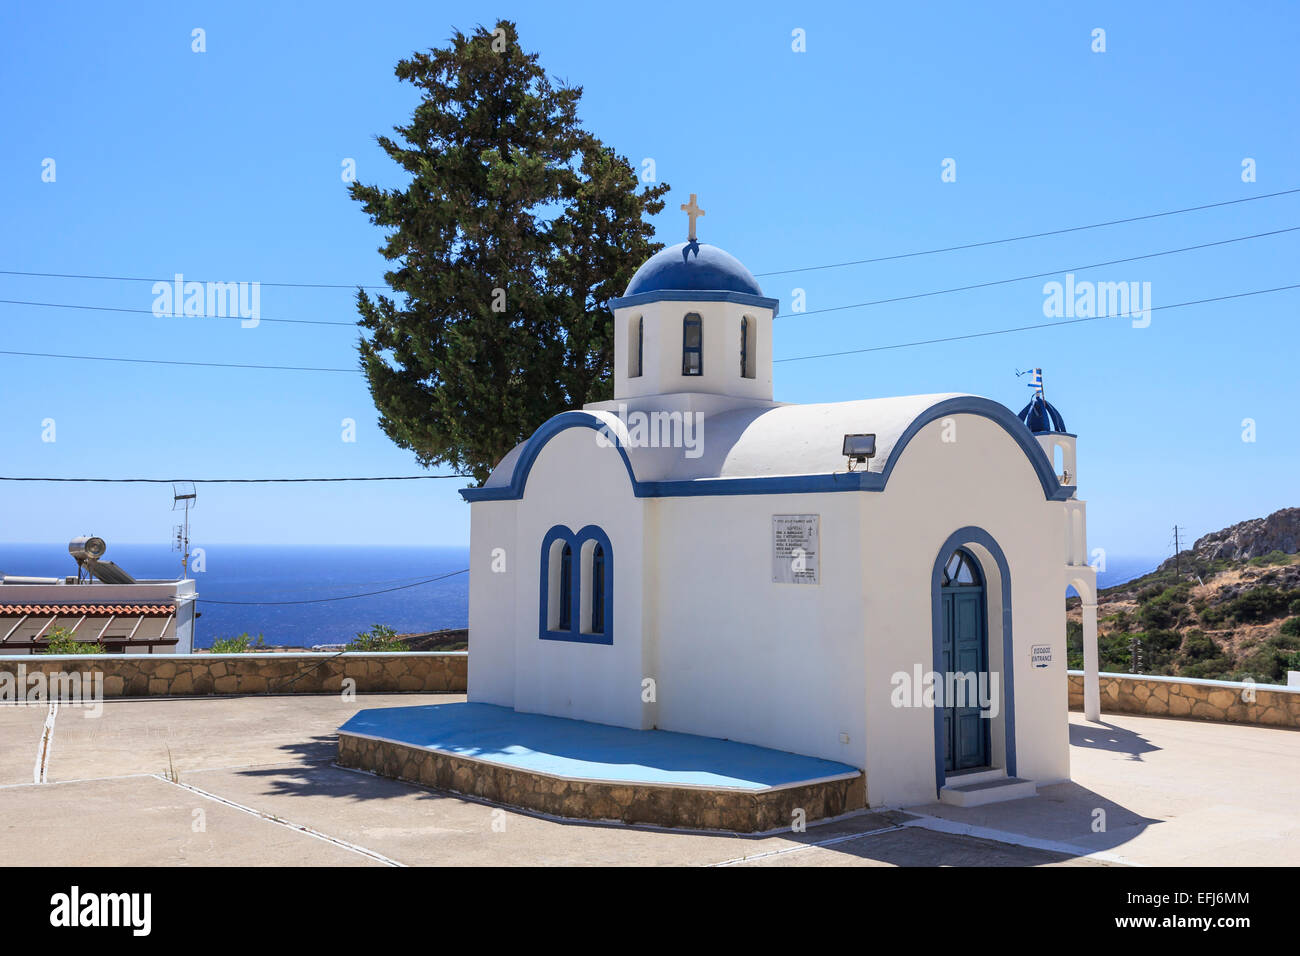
(1, 1), (1296, 565)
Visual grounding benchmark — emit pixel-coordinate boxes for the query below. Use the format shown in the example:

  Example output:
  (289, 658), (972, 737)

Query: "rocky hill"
(1067, 507), (1300, 684)
(1160, 507), (1300, 567)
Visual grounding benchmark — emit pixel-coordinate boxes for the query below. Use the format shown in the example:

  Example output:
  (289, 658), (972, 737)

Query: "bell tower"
(605, 194), (780, 407)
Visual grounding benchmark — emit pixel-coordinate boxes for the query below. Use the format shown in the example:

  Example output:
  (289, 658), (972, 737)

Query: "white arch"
(1067, 567), (1100, 722)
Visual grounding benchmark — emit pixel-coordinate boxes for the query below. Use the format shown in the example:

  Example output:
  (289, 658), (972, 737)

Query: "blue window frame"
(636, 316), (643, 377)
(682, 313), (702, 376)
(590, 544), (605, 634)
(557, 543), (573, 630)
(740, 316), (750, 378)
(539, 525), (614, 645)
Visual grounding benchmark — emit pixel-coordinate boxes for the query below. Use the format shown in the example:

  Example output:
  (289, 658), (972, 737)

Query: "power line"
(4, 226), (1295, 346)
(2, 187), (1297, 289)
(0, 271), (385, 291)
(5, 277), (1297, 374)
(0, 349), (355, 373)
(0, 475), (467, 483)
(0, 298), (356, 327)
(778, 226), (1300, 320)
(753, 187), (1300, 277)
(774, 283), (1300, 363)
(198, 568), (468, 605)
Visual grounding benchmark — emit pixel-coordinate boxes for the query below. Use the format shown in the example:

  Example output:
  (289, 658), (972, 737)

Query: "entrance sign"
(772, 514), (819, 584)
(1030, 644), (1052, 668)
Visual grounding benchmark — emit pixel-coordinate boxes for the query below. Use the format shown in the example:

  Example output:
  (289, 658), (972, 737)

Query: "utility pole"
(1172, 525), (1188, 580)
(1130, 634), (1143, 674)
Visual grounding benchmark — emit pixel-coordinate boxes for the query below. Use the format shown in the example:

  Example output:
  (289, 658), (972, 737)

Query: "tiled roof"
(0, 604), (176, 616)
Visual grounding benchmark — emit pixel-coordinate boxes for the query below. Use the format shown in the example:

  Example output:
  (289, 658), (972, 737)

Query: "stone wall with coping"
(0, 651), (466, 697)
(1067, 670), (1300, 728)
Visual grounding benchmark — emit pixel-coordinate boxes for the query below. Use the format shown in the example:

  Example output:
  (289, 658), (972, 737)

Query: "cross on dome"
(680, 193), (705, 241)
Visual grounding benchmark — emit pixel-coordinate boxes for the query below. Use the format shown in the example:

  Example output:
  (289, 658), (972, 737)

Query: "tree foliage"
(350, 20), (670, 482)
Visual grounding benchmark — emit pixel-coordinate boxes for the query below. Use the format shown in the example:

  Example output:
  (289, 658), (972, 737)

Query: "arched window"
(539, 526), (613, 644)
(942, 549), (983, 587)
(629, 315), (643, 378)
(590, 543), (605, 634)
(740, 315), (756, 378)
(557, 543), (573, 630)
(682, 313), (702, 376)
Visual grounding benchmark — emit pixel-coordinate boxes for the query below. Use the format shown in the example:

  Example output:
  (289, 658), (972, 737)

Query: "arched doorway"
(940, 548), (990, 772)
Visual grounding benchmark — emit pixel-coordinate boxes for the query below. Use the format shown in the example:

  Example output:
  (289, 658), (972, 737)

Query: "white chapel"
(460, 197), (1102, 808)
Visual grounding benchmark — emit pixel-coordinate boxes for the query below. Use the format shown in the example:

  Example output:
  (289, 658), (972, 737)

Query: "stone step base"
(337, 730), (865, 832)
(939, 776), (1037, 807)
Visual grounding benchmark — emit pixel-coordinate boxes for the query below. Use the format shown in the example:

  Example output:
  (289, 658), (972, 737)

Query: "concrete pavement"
(1, 693), (1294, 866)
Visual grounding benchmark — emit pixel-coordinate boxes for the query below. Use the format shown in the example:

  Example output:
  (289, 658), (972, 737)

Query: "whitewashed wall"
(613, 300), (774, 403)
(470, 426), (650, 729)
(858, 414), (1070, 806)
(651, 492), (868, 767)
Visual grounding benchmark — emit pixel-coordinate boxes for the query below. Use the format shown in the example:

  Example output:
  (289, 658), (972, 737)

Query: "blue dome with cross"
(606, 193), (780, 313)
(622, 241), (765, 298)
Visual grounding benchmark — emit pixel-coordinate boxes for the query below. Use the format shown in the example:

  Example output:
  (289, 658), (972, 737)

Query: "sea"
(0, 542), (1162, 649)
(0, 543), (470, 650)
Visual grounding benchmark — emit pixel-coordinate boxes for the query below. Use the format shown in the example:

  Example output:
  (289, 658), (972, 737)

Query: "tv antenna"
(171, 482), (197, 578)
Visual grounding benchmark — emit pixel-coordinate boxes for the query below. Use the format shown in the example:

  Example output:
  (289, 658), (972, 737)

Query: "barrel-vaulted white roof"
(463, 393), (1068, 502)
(647, 393), (964, 482)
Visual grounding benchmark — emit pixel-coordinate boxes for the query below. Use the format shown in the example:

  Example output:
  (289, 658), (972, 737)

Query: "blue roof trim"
(459, 397), (1067, 503)
(607, 289), (781, 314)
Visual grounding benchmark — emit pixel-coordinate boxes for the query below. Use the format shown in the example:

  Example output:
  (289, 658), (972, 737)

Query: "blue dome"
(1018, 393), (1068, 434)
(623, 241), (765, 298)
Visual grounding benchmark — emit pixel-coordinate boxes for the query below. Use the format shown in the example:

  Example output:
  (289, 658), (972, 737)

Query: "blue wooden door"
(941, 550), (990, 772)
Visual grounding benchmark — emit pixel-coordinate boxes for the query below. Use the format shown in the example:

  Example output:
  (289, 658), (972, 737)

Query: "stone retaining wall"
(0, 652), (467, 697)
(1067, 671), (1300, 728)
(337, 732), (865, 833)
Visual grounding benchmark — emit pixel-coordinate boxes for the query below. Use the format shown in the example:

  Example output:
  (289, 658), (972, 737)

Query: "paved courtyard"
(2, 693), (1296, 866)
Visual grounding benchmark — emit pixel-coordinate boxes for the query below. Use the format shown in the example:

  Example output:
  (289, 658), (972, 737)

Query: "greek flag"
(1026, 368), (1043, 394)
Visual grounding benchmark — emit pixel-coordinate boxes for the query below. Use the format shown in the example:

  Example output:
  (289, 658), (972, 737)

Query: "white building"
(461, 211), (1100, 808)
(0, 542), (197, 654)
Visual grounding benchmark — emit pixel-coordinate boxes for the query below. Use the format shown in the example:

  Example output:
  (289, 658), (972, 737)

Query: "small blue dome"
(623, 242), (765, 298)
(1018, 393), (1068, 434)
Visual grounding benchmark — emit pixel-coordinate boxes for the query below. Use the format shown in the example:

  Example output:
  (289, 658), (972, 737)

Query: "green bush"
(209, 633), (265, 653)
(40, 626), (102, 655)
(1280, 616), (1300, 638)
(1233, 641), (1288, 684)
(1266, 629), (1300, 651)
(1200, 587), (1297, 627)
(345, 624), (409, 652)
(1247, 550), (1293, 567)
(1228, 587), (1295, 624)
(1175, 630), (1234, 679)
(1065, 618), (1083, 669)
(1104, 609), (1133, 633)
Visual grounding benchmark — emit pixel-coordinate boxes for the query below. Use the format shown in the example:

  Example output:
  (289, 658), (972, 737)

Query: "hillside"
(1066, 508), (1300, 683)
